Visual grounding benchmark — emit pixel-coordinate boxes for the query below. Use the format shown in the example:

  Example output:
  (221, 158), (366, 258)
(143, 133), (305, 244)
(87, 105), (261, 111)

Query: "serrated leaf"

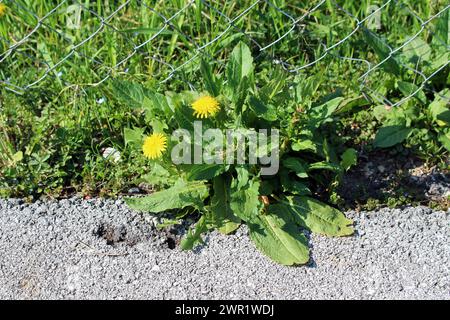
(230, 178), (261, 221)
(140, 162), (173, 186)
(112, 80), (144, 107)
(166, 90), (199, 109)
(248, 212), (309, 266)
(143, 90), (174, 118)
(234, 166), (249, 190)
(276, 196), (354, 236)
(187, 164), (227, 181)
(124, 127), (144, 149)
(125, 179), (209, 213)
(210, 175), (241, 234)
(248, 96), (278, 121)
(174, 103), (196, 131)
(373, 125), (412, 148)
(149, 119), (168, 133)
(226, 41), (254, 93)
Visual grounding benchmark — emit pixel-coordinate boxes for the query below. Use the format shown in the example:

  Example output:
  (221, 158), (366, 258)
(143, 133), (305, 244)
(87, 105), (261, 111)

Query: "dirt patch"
(339, 150), (450, 210)
(93, 223), (140, 246)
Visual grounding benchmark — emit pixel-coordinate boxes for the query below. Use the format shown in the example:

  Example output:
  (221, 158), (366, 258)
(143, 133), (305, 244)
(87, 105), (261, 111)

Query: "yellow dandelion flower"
(191, 96), (220, 119)
(142, 133), (167, 160)
(0, 3), (7, 16)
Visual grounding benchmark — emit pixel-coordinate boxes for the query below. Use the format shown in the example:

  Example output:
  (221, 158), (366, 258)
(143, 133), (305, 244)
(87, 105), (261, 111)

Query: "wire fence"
(0, 0), (449, 107)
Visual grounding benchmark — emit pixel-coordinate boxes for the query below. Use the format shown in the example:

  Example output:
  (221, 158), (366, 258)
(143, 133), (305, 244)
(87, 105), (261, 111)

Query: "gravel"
(0, 197), (448, 300)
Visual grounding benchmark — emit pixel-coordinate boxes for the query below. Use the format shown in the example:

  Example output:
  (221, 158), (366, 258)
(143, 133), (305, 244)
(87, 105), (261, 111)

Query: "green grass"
(0, 0), (449, 199)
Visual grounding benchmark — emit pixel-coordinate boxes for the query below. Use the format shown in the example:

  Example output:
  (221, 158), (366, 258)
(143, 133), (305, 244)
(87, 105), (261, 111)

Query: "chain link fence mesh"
(0, 0), (449, 107)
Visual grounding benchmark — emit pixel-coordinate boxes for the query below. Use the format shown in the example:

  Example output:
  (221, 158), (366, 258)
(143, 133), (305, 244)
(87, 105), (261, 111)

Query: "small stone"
(128, 188), (141, 194)
(151, 265), (161, 272)
(102, 147), (121, 163)
(38, 217), (50, 227)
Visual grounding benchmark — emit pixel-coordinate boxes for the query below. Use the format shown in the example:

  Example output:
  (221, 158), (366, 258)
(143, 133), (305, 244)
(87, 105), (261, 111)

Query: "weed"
(119, 42), (357, 265)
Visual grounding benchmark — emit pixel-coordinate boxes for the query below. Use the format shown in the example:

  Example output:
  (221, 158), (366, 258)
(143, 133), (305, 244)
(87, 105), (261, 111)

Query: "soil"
(339, 150), (450, 210)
